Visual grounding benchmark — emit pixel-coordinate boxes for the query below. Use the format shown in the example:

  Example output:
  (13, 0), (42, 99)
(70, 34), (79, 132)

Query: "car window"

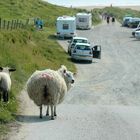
(73, 39), (88, 43)
(76, 45), (90, 50)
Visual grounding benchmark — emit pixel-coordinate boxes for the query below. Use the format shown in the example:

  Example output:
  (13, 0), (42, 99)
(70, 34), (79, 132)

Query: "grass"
(0, 0), (80, 137)
(1, 0), (139, 138)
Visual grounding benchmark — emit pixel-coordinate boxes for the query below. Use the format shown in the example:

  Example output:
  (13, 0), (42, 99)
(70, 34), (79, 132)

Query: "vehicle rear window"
(76, 45), (90, 50)
(63, 24), (69, 29)
(79, 18), (87, 22)
(73, 39), (88, 43)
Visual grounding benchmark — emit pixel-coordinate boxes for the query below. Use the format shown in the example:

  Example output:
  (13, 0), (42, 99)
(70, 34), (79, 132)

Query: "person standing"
(112, 16), (115, 24)
(107, 16), (110, 24)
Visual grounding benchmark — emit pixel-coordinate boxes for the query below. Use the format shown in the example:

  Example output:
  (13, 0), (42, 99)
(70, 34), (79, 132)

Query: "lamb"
(0, 67), (16, 102)
(26, 65), (75, 119)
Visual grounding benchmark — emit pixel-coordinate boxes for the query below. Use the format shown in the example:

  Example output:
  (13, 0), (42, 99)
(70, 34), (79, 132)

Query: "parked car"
(68, 37), (90, 55)
(128, 18), (140, 28)
(135, 30), (140, 39)
(122, 16), (132, 27)
(71, 43), (93, 63)
(132, 27), (140, 37)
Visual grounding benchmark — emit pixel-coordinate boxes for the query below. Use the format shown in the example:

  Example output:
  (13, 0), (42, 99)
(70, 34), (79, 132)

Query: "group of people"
(106, 16), (115, 24)
(102, 13), (116, 24)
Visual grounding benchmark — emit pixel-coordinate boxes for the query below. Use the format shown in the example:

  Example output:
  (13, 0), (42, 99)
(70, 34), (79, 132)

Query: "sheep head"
(0, 67), (16, 74)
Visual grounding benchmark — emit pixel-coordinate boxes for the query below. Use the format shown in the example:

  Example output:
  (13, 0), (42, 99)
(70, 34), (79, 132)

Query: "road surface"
(8, 21), (140, 140)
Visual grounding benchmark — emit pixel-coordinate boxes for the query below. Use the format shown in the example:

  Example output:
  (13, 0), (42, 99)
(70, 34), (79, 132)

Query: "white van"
(76, 13), (92, 29)
(56, 16), (76, 38)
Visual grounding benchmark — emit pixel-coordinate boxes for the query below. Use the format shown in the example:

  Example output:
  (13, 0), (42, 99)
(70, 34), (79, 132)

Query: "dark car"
(122, 17), (132, 27)
(128, 18), (140, 28)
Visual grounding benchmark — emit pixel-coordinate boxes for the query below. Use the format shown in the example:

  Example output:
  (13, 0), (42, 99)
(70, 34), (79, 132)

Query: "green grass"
(1, 0), (139, 137)
(0, 0), (81, 136)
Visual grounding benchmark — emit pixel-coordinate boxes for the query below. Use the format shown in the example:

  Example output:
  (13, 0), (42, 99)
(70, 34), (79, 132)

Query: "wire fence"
(0, 18), (33, 30)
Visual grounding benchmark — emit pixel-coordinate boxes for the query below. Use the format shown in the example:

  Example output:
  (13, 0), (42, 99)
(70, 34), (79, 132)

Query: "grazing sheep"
(26, 65), (75, 119)
(0, 67), (16, 102)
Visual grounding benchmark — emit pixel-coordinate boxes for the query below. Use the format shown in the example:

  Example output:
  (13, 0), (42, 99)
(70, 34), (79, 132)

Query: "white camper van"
(56, 16), (76, 38)
(76, 13), (92, 29)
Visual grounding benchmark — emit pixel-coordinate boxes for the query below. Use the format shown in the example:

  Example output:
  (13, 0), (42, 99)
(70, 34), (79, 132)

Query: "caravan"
(56, 16), (76, 38)
(76, 13), (92, 29)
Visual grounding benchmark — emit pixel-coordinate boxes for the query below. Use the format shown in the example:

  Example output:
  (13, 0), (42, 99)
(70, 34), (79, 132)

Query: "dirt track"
(8, 20), (140, 140)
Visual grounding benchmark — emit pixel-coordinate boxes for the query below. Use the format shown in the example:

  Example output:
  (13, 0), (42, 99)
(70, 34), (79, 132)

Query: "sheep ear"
(9, 68), (16, 72)
(63, 70), (66, 73)
(0, 67), (3, 71)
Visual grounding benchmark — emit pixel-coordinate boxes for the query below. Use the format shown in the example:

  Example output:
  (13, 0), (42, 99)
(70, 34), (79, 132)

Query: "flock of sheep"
(0, 65), (75, 120)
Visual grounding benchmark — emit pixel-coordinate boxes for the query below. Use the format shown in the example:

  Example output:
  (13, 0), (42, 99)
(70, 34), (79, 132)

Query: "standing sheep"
(26, 65), (75, 120)
(0, 67), (16, 102)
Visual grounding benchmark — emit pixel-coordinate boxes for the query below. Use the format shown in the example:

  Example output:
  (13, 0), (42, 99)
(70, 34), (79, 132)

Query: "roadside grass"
(2, 0), (139, 137)
(0, 0), (81, 136)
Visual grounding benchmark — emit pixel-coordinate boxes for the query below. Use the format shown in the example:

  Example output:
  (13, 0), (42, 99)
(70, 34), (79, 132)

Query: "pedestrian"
(112, 16), (115, 24)
(107, 16), (110, 24)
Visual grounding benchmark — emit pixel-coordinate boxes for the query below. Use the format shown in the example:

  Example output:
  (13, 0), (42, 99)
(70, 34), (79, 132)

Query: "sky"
(44, 0), (140, 7)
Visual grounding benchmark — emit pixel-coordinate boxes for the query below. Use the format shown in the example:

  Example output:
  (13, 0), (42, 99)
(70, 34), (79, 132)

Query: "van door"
(92, 45), (101, 59)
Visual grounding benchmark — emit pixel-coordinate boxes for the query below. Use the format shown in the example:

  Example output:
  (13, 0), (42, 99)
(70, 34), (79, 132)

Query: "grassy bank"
(0, 0), (80, 137)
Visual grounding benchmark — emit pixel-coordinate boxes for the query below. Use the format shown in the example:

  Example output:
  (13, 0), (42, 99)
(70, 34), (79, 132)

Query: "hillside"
(0, 0), (79, 137)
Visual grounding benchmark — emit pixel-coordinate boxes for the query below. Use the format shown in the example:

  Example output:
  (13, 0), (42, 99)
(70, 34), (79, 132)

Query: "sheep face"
(0, 67), (16, 75)
(64, 70), (75, 84)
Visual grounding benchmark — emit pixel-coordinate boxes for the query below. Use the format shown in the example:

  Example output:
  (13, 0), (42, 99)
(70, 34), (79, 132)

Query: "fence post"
(11, 20), (14, 30)
(25, 19), (29, 28)
(19, 20), (22, 28)
(7, 21), (10, 30)
(16, 19), (19, 29)
(3, 20), (6, 29)
(14, 20), (16, 29)
(0, 18), (1, 29)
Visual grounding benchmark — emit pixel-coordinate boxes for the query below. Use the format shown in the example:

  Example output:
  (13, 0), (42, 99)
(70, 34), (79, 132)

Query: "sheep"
(0, 67), (16, 102)
(26, 65), (75, 120)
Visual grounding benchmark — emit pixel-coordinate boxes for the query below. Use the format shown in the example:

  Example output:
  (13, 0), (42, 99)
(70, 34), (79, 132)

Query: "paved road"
(8, 21), (140, 140)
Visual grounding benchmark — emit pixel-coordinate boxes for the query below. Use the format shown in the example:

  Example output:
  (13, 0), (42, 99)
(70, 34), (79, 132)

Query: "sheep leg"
(0, 93), (1, 101)
(51, 105), (55, 120)
(46, 105), (49, 116)
(40, 105), (43, 118)
(54, 105), (57, 116)
(3, 91), (8, 102)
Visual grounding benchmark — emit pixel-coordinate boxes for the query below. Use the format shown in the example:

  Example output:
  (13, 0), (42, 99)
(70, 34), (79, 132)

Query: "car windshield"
(76, 45), (90, 50)
(73, 39), (88, 43)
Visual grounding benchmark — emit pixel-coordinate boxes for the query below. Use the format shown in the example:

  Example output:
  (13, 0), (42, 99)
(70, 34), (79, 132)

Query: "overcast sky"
(43, 0), (140, 7)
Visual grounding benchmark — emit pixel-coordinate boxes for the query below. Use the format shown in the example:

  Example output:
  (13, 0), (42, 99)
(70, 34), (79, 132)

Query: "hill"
(0, 0), (80, 137)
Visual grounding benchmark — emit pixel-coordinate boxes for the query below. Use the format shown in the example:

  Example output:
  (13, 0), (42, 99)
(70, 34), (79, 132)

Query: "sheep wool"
(26, 65), (75, 119)
(27, 69), (67, 106)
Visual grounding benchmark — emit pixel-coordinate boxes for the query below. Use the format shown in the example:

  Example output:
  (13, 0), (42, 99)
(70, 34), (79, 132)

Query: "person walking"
(107, 16), (110, 24)
(112, 16), (115, 24)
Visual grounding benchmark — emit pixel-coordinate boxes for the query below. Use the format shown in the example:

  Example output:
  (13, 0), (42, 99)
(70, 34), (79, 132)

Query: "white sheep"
(26, 65), (75, 119)
(0, 67), (16, 102)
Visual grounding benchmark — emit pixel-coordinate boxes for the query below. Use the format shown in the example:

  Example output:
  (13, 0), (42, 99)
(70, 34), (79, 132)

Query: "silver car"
(68, 37), (89, 55)
(71, 43), (93, 63)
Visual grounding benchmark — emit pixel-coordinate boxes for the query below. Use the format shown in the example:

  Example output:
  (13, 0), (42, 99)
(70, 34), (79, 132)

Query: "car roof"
(72, 37), (88, 40)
